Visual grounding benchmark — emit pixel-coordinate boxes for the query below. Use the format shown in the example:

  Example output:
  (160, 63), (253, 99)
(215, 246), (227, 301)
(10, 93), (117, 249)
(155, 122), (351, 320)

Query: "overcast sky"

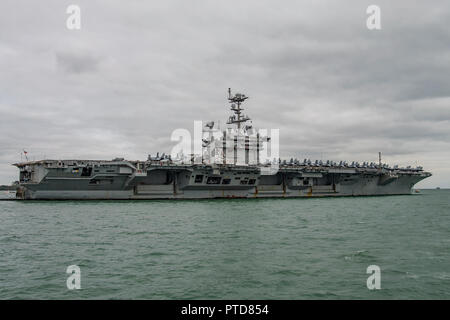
(0, 0), (449, 188)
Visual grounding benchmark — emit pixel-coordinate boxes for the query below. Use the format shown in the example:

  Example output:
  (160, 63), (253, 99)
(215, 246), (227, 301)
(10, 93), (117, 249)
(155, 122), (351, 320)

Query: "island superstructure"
(14, 89), (431, 200)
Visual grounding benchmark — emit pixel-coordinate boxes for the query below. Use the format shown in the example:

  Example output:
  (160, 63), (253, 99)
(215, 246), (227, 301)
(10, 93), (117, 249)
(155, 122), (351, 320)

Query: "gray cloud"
(0, 0), (449, 188)
(55, 51), (102, 74)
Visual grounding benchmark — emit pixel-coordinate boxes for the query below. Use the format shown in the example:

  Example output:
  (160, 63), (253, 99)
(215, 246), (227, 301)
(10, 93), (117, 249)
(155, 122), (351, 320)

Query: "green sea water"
(0, 190), (449, 299)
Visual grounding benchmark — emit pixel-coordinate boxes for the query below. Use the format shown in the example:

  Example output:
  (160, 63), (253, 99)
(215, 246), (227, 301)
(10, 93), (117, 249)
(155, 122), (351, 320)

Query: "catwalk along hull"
(14, 162), (431, 200)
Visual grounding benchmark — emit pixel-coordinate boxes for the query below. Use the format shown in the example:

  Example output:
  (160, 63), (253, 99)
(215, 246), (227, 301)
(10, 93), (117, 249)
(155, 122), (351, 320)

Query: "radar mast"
(226, 88), (250, 130)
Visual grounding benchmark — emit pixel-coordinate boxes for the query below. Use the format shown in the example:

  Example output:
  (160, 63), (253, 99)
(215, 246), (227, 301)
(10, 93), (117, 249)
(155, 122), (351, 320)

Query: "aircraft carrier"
(14, 89), (431, 200)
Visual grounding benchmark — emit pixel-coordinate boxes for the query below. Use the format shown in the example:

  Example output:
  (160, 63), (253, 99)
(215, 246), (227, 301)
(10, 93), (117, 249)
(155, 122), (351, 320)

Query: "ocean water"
(0, 190), (449, 299)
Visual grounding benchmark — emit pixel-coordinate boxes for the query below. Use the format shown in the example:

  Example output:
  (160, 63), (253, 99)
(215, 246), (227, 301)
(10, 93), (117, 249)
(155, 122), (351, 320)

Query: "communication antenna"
(226, 88), (250, 130)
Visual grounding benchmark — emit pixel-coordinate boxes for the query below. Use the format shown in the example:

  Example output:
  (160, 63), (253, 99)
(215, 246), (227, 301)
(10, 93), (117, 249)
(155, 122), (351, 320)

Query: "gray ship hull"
(15, 161), (430, 200)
